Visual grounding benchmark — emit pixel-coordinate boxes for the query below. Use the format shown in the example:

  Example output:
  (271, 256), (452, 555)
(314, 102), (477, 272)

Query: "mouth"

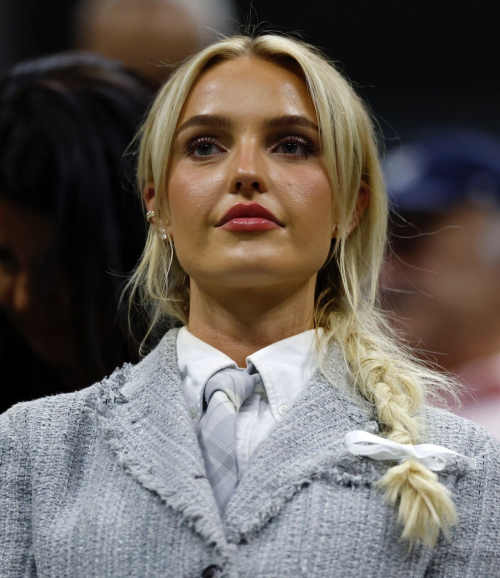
(216, 203), (284, 231)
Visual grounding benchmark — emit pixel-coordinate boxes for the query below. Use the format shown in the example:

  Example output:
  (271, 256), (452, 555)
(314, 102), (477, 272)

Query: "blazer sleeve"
(424, 425), (500, 577)
(0, 405), (36, 577)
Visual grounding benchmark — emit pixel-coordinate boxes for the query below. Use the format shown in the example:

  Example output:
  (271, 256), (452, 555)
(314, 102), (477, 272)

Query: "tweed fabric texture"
(197, 366), (262, 511)
(1, 328), (500, 578)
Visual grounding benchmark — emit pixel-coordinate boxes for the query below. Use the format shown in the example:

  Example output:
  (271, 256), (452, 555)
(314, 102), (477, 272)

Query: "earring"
(146, 210), (169, 240)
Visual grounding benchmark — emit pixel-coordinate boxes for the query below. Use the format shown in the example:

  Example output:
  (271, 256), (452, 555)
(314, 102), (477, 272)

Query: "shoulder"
(419, 411), (500, 572)
(422, 405), (500, 498)
(0, 327), (181, 454)
(0, 363), (132, 454)
(423, 404), (500, 455)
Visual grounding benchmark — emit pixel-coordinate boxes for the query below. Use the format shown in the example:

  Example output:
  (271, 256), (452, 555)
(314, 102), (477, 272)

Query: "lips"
(216, 203), (283, 227)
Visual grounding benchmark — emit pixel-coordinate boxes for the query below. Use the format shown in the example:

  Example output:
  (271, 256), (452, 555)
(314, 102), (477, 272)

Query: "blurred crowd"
(1, 0), (499, 440)
(383, 130), (500, 438)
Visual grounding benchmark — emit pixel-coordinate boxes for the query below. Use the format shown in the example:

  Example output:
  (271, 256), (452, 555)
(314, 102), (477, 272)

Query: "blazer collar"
(87, 328), (237, 573)
(87, 328), (375, 557)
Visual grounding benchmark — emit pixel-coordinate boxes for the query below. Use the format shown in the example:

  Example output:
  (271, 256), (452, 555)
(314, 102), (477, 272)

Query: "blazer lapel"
(87, 328), (235, 570)
(222, 345), (377, 544)
(88, 328), (378, 562)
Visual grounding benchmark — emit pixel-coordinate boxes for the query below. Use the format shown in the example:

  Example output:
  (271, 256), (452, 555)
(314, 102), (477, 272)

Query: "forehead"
(178, 57), (317, 125)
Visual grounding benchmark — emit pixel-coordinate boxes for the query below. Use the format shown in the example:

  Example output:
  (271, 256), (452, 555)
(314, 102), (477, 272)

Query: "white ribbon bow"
(345, 430), (476, 472)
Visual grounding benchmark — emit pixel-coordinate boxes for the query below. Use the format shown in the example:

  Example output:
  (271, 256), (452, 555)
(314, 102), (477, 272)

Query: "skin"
(146, 57), (367, 366)
(0, 197), (78, 381)
(383, 204), (500, 372)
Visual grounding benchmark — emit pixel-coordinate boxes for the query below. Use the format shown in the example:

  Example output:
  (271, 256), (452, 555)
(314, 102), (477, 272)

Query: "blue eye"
(280, 142), (300, 155)
(273, 136), (316, 156)
(187, 137), (224, 158)
(195, 143), (217, 156)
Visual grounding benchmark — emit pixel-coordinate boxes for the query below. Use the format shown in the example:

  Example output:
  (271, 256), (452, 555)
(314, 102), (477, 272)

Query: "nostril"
(235, 181), (260, 192)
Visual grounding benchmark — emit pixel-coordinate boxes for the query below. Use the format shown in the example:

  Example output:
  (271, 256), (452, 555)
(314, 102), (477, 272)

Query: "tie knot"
(204, 366), (262, 412)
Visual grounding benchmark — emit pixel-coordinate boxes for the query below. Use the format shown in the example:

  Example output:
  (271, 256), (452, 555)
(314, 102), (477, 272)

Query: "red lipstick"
(217, 203), (283, 232)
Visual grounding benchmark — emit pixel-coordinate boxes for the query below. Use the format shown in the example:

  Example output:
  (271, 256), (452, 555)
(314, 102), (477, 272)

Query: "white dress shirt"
(177, 326), (323, 477)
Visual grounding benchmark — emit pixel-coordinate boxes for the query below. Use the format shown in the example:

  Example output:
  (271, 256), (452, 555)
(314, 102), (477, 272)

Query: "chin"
(215, 268), (284, 288)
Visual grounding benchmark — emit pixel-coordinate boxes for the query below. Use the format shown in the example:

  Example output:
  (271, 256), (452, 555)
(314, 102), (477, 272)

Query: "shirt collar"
(247, 328), (323, 420)
(177, 327), (236, 418)
(177, 326), (324, 421)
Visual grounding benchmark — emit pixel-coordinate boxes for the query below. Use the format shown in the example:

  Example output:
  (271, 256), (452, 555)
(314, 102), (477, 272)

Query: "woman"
(1, 35), (499, 578)
(0, 53), (155, 413)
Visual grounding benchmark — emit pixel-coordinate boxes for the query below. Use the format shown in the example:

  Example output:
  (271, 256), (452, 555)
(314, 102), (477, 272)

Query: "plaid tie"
(196, 366), (262, 512)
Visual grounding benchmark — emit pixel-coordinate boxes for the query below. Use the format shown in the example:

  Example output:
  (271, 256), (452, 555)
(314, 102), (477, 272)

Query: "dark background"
(1, 1), (498, 143)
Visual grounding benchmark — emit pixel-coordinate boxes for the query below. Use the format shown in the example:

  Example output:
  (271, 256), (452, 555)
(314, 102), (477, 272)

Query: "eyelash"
(185, 136), (220, 155)
(185, 135), (318, 158)
(272, 136), (318, 156)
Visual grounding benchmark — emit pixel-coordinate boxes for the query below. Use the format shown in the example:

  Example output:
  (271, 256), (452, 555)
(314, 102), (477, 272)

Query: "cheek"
(279, 166), (334, 235)
(167, 166), (224, 232)
(166, 165), (227, 274)
(278, 167), (334, 274)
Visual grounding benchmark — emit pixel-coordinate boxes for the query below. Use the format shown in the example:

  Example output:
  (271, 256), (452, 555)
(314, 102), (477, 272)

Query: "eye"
(272, 136), (317, 157)
(186, 137), (225, 159)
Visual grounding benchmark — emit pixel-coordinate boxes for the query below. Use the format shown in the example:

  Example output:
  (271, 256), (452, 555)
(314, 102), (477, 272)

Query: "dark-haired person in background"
(0, 53), (155, 414)
(383, 129), (500, 439)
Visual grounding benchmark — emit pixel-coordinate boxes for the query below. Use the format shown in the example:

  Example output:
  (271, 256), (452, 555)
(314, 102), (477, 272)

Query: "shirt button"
(278, 404), (289, 416)
(189, 406), (199, 418)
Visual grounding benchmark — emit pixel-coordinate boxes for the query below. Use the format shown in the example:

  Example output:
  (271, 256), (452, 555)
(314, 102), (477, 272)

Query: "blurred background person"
(74, 0), (238, 84)
(0, 53), (155, 414)
(382, 129), (500, 438)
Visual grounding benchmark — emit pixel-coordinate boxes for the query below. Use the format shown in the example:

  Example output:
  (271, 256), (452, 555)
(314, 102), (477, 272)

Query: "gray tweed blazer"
(1, 328), (499, 577)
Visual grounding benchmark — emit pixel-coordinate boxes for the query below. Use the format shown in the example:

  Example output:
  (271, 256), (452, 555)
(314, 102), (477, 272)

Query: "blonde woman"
(1, 35), (499, 578)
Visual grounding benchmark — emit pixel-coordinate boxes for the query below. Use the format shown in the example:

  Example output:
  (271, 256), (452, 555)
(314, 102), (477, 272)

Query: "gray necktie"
(196, 365), (262, 512)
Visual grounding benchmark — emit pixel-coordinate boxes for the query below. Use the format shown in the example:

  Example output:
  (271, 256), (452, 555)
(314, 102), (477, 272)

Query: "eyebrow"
(177, 114), (233, 134)
(263, 114), (318, 132)
(176, 113), (318, 134)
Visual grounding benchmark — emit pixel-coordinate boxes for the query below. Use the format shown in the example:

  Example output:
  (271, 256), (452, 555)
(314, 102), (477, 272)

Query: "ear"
(143, 181), (173, 241)
(144, 182), (156, 220)
(347, 182), (370, 235)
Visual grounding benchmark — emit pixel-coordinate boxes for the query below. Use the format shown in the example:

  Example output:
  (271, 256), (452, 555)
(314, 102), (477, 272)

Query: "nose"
(229, 140), (269, 196)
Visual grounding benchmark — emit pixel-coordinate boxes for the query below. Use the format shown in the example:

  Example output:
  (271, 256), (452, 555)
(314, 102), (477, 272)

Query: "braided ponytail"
(320, 310), (459, 548)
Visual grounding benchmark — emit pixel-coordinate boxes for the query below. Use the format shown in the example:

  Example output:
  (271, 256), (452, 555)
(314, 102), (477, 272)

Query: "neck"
(187, 279), (316, 367)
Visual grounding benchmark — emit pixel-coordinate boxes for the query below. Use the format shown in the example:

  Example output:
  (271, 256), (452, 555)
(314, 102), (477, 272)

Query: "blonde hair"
(128, 34), (458, 548)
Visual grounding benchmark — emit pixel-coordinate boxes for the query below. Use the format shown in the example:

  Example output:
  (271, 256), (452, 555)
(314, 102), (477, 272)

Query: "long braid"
(328, 312), (457, 548)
